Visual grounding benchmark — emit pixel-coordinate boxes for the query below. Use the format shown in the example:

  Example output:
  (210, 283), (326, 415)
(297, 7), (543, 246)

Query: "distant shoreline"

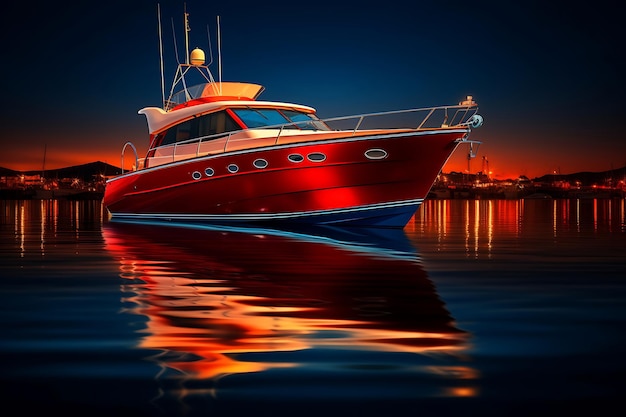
(0, 188), (104, 201)
(2, 187), (623, 202)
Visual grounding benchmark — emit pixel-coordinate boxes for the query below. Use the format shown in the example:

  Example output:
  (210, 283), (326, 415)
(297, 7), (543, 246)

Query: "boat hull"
(104, 129), (465, 228)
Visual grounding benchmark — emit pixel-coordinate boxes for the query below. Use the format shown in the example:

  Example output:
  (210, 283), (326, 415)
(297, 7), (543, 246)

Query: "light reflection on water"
(409, 198), (625, 258)
(102, 220), (472, 405)
(1, 198), (624, 416)
(413, 197), (626, 233)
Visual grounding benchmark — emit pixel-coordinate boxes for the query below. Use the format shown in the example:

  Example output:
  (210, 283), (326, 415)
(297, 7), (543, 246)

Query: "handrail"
(321, 103), (477, 126)
(121, 142), (139, 174)
(144, 103), (479, 165)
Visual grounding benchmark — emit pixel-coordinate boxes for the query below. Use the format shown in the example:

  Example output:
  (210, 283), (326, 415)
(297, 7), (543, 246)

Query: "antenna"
(184, 3), (190, 65)
(171, 18), (181, 65)
(205, 24), (214, 67)
(217, 16), (222, 94)
(157, 3), (165, 109)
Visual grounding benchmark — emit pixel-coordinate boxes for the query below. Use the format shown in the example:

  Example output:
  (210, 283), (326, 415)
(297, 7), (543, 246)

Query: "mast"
(217, 16), (222, 94)
(184, 3), (190, 65)
(158, 3), (165, 109)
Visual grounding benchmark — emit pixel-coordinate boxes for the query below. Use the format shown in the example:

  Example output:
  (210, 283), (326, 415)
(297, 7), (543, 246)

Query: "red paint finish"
(104, 130), (464, 222)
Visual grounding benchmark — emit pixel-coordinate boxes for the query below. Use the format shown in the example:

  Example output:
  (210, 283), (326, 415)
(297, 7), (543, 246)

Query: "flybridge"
(165, 82), (266, 111)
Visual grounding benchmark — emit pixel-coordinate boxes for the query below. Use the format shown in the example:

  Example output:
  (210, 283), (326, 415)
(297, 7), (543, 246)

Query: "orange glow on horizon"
(0, 147), (129, 172)
(1, 132), (622, 179)
(0, 149), (606, 180)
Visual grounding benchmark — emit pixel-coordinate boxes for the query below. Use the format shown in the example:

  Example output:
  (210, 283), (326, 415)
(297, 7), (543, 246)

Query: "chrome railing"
(321, 103), (479, 132)
(120, 142), (139, 174)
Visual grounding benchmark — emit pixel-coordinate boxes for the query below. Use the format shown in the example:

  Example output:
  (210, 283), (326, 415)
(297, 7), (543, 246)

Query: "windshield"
(232, 108), (330, 131)
(281, 110), (330, 130)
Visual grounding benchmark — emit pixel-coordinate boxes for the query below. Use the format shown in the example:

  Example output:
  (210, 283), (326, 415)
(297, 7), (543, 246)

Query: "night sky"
(1, 0), (623, 179)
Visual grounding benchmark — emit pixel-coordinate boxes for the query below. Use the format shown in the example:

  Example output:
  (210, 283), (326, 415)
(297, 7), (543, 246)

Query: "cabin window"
(364, 149), (388, 160)
(161, 119), (193, 145)
(307, 152), (326, 162)
(198, 111), (240, 137)
(288, 153), (304, 163)
(155, 110), (240, 147)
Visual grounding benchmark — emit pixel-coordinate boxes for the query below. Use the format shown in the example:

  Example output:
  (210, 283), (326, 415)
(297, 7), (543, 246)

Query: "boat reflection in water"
(103, 221), (473, 411)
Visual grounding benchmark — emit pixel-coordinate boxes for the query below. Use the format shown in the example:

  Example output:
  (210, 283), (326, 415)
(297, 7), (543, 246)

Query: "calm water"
(1, 198), (624, 416)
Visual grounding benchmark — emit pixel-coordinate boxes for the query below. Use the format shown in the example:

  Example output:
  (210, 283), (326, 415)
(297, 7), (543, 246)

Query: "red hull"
(104, 129), (465, 227)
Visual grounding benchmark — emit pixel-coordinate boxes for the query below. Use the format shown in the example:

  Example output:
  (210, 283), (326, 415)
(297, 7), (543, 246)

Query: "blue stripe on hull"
(309, 204), (419, 227)
(110, 200), (422, 229)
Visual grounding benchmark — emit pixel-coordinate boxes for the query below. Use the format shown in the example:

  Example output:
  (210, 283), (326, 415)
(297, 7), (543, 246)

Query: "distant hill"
(0, 166), (19, 177)
(6, 161), (123, 181)
(37, 161), (122, 181)
(534, 166), (626, 186)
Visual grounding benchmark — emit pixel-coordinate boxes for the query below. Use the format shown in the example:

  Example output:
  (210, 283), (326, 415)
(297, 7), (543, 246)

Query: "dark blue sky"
(1, 0), (623, 178)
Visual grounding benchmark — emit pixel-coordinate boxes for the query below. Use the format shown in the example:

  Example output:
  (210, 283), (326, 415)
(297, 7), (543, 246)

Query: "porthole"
(191, 171), (202, 180)
(307, 152), (326, 162)
(227, 164), (239, 173)
(253, 158), (268, 169)
(204, 167), (215, 177)
(365, 148), (388, 160)
(288, 153), (304, 163)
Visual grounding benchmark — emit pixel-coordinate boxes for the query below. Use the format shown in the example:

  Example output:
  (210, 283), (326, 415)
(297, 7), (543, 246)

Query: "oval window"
(253, 159), (268, 169)
(365, 148), (388, 160)
(204, 167), (215, 177)
(227, 164), (239, 173)
(192, 171), (202, 180)
(288, 153), (304, 163)
(307, 152), (326, 162)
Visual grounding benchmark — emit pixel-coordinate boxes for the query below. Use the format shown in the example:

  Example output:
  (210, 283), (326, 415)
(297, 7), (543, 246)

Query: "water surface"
(1, 198), (624, 416)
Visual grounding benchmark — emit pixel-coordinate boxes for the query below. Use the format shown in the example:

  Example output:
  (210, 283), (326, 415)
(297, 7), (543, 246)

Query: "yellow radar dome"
(190, 48), (205, 66)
